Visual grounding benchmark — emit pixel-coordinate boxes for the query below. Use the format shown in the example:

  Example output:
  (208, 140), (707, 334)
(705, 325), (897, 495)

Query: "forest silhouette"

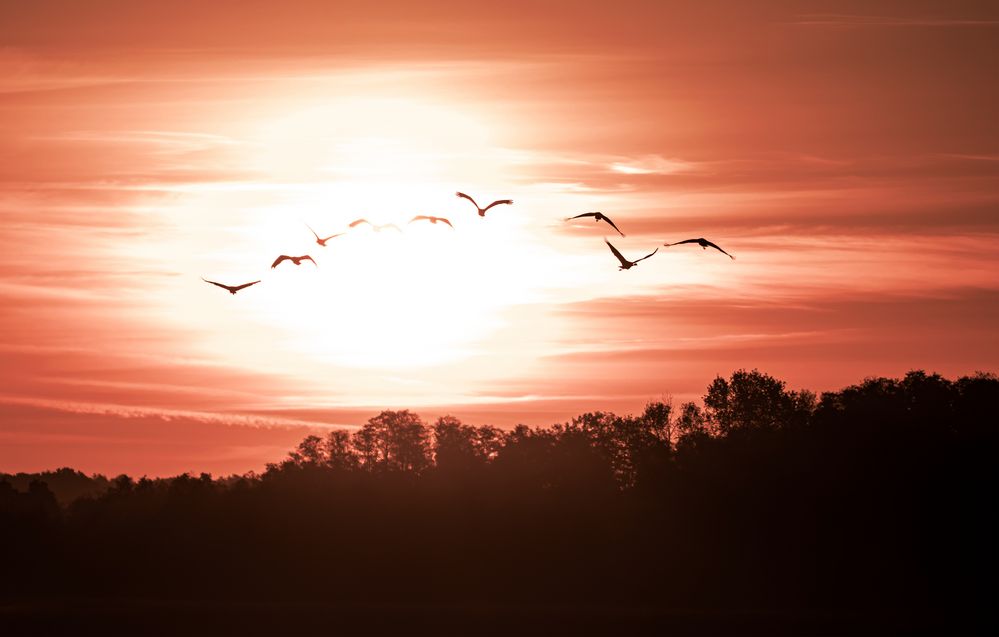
(2, 369), (996, 635)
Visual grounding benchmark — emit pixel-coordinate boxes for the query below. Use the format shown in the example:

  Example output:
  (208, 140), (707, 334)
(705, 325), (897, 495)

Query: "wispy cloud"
(0, 394), (354, 430)
(37, 130), (243, 154)
(608, 155), (698, 175)
(794, 14), (999, 28)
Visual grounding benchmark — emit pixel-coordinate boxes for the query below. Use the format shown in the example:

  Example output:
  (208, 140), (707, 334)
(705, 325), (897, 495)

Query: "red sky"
(2, 0), (997, 476)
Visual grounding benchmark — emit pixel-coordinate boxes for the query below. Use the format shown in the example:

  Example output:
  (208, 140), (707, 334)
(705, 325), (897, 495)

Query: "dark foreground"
(0, 599), (985, 636)
(2, 370), (997, 635)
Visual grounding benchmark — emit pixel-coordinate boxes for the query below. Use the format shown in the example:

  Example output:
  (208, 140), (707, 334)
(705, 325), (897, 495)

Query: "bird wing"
(320, 233), (344, 242)
(600, 215), (625, 237)
(634, 247), (659, 263)
(455, 191), (479, 209)
(301, 255), (316, 265)
(381, 223), (402, 233)
(409, 215), (430, 223)
(440, 217), (454, 228)
(568, 212), (598, 220)
(349, 219), (370, 228)
(482, 199), (513, 212)
(305, 223), (320, 240)
(202, 277), (233, 292)
(232, 280), (261, 291)
(271, 255), (290, 268)
(604, 239), (630, 267)
(664, 238), (699, 247)
(704, 240), (735, 259)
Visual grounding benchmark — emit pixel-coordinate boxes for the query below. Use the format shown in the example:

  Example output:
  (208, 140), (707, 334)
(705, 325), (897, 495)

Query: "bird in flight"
(567, 212), (625, 237)
(202, 277), (261, 295)
(455, 192), (513, 217)
(306, 224), (344, 247)
(605, 239), (658, 270)
(409, 215), (454, 228)
(271, 254), (317, 268)
(664, 238), (735, 259)
(348, 219), (402, 233)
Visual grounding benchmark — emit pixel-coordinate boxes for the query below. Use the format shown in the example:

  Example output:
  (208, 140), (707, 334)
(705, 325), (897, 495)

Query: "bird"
(663, 238), (735, 259)
(271, 255), (317, 268)
(566, 212), (625, 237)
(455, 191), (513, 217)
(605, 239), (658, 270)
(409, 215), (454, 228)
(306, 224), (344, 247)
(202, 277), (261, 295)
(348, 219), (402, 233)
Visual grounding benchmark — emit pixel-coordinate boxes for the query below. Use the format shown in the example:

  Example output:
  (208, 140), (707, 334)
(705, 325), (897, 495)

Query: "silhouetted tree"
(2, 370), (996, 635)
(703, 368), (813, 434)
(324, 429), (360, 471)
(432, 415), (492, 473)
(675, 401), (709, 443)
(289, 434), (326, 467)
(353, 409), (431, 473)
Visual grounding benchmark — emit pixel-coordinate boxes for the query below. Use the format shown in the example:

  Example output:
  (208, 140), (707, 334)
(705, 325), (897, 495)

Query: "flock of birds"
(201, 191), (734, 295)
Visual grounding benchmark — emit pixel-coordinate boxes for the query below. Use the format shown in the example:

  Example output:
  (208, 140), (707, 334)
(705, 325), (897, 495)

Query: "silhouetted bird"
(605, 239), (658, 270)
(271, 255), (316, 268)
(567, 212), (625, 237)
(202, 277), (261, 295)
(410, 215), (454, 228)
(306, 224), (344, 247)
(456, 192), (513, 217)
(348, 219), (402, 233)
(664, 238), (735, 259)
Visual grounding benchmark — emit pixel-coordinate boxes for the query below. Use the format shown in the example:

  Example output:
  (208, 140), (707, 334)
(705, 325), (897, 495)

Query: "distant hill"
(0, 467), (110, 505)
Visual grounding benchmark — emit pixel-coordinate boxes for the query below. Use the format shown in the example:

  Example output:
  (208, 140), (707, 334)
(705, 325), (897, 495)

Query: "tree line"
(2, 369), (996, 634)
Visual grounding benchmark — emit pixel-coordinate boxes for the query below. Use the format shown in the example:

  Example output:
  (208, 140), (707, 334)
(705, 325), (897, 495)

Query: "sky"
(2, 0), (997, 476)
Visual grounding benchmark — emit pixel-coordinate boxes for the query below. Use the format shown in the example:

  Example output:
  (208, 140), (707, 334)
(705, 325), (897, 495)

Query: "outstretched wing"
(664, 238), (699, 247)
(349, 218), (371, 228)
(409, 215), (431, 223)
(320, 232), (344, 242)
(482, 199), (513, 213)
(232, 280), (261, 291)
(202, 277), (233, 292)
(604, 239), (630, 267)
(305, 223), (320, 240)
(634, 247), (659, 264)
(567, 212), (598, 220)
(600, 214), (625, 237)
(455, 191), (479, 210)
(439, 217), (454, 228)
(704, 240), (735, 259)
(271, 255), (290, 268)
(301, 255), (316, 265)
(380, 223), (402, 233)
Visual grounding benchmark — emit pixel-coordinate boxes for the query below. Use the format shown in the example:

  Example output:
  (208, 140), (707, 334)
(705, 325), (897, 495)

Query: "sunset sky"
(2, 0), (997, 476)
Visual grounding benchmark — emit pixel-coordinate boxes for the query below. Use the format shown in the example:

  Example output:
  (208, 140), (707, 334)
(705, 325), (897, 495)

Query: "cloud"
(795, 14), (999, 28)
(38, 130), (242, 154)
(0, 394), (354, 430)
(608, 155), (698, 176)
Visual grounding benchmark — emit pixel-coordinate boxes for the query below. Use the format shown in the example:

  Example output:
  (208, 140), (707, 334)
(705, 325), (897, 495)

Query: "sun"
(151, 93), (563, 373)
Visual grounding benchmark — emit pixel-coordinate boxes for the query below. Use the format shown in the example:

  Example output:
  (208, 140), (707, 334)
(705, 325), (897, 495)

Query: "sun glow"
(145, 92), (569, 374)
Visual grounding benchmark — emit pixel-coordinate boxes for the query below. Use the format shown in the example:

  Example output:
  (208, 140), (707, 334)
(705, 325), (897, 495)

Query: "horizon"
(2, 0), (998, 478)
